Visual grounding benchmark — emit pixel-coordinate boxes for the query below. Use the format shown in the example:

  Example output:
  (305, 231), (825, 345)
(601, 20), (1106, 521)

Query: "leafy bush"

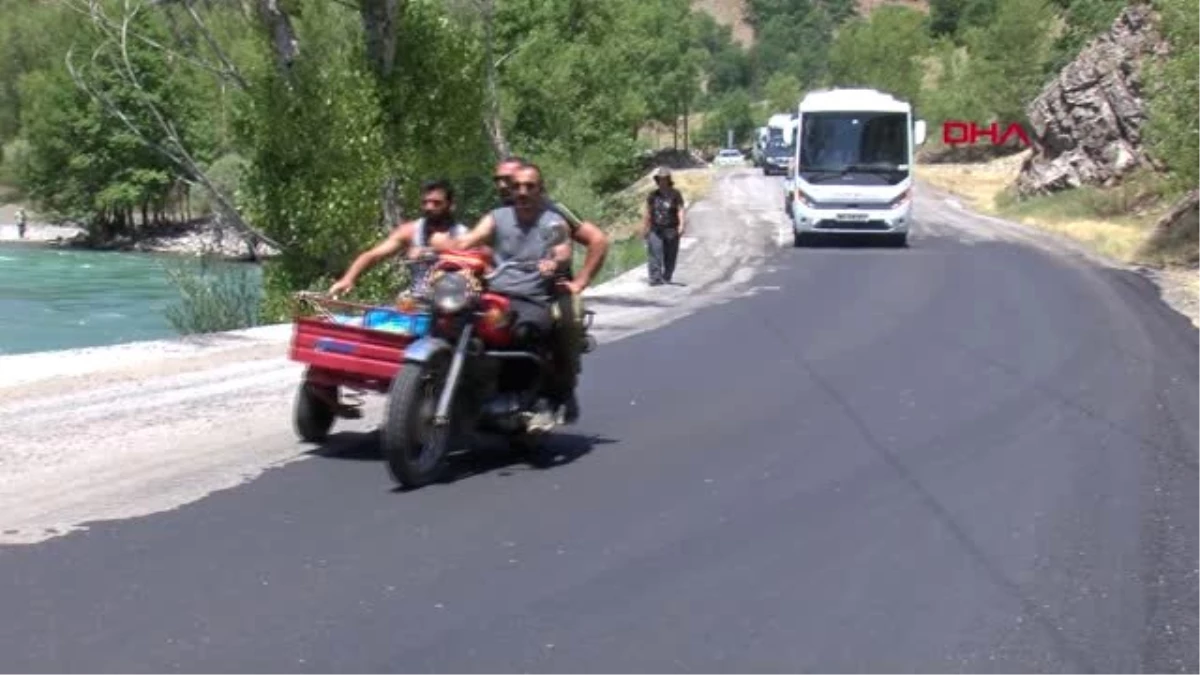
(1144, 0), (1200, 193)
(0, 138), (29, 185)
(191, 153), (249, 217)
(162, 256), (262, 334)
(234, 1), (395, 321)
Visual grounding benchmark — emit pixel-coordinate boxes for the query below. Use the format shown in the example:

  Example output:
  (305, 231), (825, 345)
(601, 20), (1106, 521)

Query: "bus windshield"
(798, 112), (909, 185)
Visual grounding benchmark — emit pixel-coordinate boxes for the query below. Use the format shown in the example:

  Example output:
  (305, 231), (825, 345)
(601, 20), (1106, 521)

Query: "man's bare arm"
(329, 222), (412, 294)
(342, 223), (410, 280)
(452, 213), (496, 250)
(570, 221), (609, 290)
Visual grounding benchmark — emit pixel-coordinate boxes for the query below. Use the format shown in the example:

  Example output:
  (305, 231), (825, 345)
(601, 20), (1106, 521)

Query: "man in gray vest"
(455, 164), (607, 428)
(328, 180), (467, 298)
(491, 156), (609, 418)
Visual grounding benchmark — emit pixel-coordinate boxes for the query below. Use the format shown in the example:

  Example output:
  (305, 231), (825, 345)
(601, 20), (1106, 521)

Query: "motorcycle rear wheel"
(294, 381), (336, 443)
(382, 358), (454, 489)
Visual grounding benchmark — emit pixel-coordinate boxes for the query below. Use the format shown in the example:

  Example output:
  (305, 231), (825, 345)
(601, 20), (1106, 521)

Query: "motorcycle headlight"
(431, 272), (472, 313)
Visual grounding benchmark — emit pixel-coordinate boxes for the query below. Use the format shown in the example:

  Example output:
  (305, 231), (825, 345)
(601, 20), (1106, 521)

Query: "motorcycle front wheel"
(382, 357), (454, 489)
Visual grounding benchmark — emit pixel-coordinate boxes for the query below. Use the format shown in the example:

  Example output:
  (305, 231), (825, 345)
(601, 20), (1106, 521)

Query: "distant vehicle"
(753, 114), (794, 165)
(765, 113), (794, 147)
(761, 143), (792, 176)
(787, 87), (927, 247)
(712, 148), (746, 167)
(751, 126), (769, 165)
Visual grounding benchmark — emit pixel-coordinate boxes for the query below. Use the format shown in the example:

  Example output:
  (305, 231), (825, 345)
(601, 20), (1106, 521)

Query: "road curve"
(1, 170), (1196, 673)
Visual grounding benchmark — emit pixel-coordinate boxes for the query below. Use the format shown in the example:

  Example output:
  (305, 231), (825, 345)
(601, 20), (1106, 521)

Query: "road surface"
(1, 170), (1196, 673)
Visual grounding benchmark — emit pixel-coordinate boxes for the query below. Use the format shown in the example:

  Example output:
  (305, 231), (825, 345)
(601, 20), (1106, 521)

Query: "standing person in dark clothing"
(641, 167), (686, 285)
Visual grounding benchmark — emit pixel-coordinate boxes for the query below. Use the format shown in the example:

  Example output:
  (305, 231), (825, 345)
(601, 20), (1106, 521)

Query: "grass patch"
(989, 175), (1172, 262)
(916, 154), (1178, 264)
(576, 234), (648, 285)
(162, 255), (264, 334)
(914, 151), (1030, 213)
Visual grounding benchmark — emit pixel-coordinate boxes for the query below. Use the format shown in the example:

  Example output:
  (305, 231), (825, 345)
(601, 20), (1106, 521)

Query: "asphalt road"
(1, 171), (1196, 673)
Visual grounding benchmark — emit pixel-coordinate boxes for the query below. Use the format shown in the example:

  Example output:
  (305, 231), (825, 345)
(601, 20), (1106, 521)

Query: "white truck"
(765, 113), (793, 147)
(786, 88), (927, 247)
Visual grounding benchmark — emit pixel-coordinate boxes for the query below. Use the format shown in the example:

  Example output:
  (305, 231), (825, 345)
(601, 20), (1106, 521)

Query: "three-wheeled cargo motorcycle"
(288, 222), (594, 489)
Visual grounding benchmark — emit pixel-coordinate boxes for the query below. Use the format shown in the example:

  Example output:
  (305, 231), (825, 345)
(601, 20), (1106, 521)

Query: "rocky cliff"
(1015, 3), (1170, 196)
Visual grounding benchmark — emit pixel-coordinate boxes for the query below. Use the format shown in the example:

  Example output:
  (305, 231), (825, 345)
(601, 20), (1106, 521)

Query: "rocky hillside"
(1016, 4), (1169, 195)
(689, 0), (929, 47)
(691, 0), (754, 46)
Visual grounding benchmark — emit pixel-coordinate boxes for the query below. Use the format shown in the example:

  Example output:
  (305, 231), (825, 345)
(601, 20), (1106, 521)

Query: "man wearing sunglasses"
(455, 163), (608, 428)
(493, 156), (587, 235)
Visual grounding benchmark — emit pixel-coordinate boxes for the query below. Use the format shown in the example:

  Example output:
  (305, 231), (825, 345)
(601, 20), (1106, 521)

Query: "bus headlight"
(888, 188), (912, 208)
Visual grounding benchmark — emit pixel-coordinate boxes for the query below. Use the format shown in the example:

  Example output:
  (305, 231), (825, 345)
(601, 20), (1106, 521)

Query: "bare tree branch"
(479, 0), (508, 158)
(360, 0), (403, 79)
(61, 0), (245, 89)
(179, 0), (250, 90)
(116, 4), (282, 250)
(256, 0), (299, 74)
(64, 0), (284, 253)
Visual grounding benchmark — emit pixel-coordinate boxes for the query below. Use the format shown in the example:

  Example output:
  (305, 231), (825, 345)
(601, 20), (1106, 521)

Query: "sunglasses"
(512, 181), (539, 192)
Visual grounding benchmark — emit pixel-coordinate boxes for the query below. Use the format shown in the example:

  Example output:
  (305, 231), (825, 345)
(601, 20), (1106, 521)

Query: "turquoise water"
(0, 243), (262, 356)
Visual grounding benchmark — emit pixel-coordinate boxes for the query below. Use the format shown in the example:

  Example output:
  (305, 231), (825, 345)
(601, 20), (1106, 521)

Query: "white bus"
(787, 88), (927, 247)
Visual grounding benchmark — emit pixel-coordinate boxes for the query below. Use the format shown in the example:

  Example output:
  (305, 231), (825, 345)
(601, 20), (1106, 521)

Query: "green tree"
(698, 89), (755, 147)
(1144, 0), (1200, 191)
(1045, 0), (1126, 73)
(827, 6), (931, 104)
(234, 0), (393, 318)
(917, 37), (982, 126)
(763, 71), (801, 113)
(745, 0), (840, 89)
(960, 0), (1057, 124)
(928, 0), (1000, 40)
(17, 5), (208, 233)
(692, 13), (752, 96)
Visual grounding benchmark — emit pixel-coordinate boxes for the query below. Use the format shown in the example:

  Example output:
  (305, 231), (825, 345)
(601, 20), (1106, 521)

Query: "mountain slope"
(689, 0), (930, 48)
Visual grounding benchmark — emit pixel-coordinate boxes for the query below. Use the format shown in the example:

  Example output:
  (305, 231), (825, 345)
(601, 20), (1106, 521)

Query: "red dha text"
(942, 121), (1032, 147)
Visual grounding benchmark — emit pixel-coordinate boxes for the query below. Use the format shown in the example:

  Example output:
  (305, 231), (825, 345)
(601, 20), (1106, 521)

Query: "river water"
(0, 243), (262, 356)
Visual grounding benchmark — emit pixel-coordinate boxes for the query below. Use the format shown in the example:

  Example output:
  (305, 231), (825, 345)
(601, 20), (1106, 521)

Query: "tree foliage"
(827, 6), (931, 106)
(1, 0), (1195, 330)
(1144, 0), (1200, 191)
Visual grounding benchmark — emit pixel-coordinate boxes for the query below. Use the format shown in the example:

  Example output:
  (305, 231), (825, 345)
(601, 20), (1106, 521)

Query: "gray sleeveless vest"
(489, 206), (563, 301)
(408, 217), (467, 295)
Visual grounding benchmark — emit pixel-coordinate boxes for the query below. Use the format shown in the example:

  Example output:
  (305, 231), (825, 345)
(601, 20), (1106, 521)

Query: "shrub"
(162, 255), (263, 334)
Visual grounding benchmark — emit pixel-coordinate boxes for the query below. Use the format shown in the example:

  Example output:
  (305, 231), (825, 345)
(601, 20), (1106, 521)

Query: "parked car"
(712, 148), (746, 167)
(761, 143), (792, 176)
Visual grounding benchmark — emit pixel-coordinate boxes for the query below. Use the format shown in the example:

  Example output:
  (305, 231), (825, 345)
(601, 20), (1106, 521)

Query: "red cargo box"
(288, 293), (425, 393)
